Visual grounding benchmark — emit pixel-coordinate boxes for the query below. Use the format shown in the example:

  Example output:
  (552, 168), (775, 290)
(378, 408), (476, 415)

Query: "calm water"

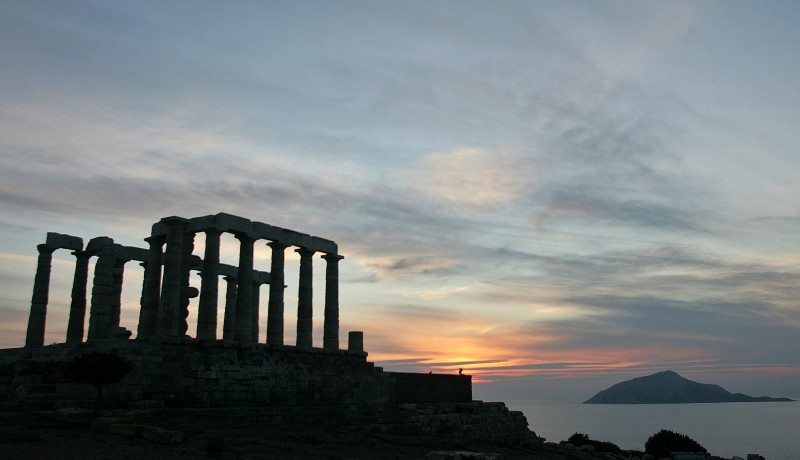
(508, 400), (800, 460)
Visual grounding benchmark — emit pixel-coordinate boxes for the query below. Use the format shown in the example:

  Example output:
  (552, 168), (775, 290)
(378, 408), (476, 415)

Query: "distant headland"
(584, 370), (795, 404)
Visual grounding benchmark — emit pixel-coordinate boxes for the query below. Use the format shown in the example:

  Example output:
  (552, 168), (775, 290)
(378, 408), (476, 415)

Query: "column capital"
(71, 250), (92, 260)
(204, 226), (224, 237)
(321, 253), (344, 262)
(37, 244), (56, 255)
(267, 240), (287, 250)
(144, 234), (166, 245)
(234, 232), (256, 243)
(295, 247), (316, 257)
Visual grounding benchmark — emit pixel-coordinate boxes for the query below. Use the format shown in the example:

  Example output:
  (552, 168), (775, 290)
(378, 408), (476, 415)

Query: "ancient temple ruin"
(2, 213), (537, 445)
(24, 213), (351, 350)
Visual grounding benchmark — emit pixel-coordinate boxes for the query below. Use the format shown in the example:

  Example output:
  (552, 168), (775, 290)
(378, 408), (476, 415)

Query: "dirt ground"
(0, 410), (594, 460)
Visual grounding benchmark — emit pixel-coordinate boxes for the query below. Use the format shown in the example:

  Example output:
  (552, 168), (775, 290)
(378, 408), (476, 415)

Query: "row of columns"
(25, 223), (343, 351)
(136, 218), (343, 350)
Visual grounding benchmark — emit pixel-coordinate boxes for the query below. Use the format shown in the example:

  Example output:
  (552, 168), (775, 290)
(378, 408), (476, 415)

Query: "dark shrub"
(565, 432), (622, 454)
(645, 429), (707, 458)
(66, 352), (131, 415)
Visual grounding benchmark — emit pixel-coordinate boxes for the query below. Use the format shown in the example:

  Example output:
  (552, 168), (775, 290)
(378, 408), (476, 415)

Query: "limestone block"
(214, 213), (252, 235)
(311, 236), (338, 254)
(252, 222), (285, 241)
(122, 246), (149, 262)
(109, 423), (144, 437)
(187, 214), (216, 232)
(283, 230), (313, 248)
(150, 221), (168, 237)
(46, 232), (83, 251)
(86, 236), (114, 253)
(91, 417), (130, 432)
(142, 426), (183, 444)
(51, 407), (93, 423)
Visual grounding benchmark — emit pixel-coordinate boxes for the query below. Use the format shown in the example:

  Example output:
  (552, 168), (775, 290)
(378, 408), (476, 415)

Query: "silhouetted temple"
(1, 213), (538, 445)
(24, 213), (345, 349)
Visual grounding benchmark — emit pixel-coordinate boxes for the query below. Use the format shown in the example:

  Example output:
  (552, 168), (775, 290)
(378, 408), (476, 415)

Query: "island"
(584, 370), (794, 404)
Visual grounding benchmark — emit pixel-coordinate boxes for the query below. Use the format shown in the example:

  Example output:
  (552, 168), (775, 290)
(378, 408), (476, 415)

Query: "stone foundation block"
(109, 423), (144, 437)
(142, 426), (183, 444)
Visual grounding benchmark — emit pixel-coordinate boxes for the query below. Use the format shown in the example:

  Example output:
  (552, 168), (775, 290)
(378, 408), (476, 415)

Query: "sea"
(507, 400), (800, 460)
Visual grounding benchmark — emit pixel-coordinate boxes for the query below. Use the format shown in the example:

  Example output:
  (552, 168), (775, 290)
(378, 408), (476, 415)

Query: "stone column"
(137, 235), (164, 339)
(110, 259), (126, 330)
(222, 275), (237, 341)
(251, 280), (261, 343)
(178, 234), (196, 337)
(87, 245), (118, 341)
(25, 244), (56, 348)
(295, 247), (315, 348)
(266, 242), (286, 346)
(158, 217), (191, 337)
(197, 228), (222, 341)
(65, 250), (91, 344)
(234, 234), (255, 344)
(322, 254), (343, 350)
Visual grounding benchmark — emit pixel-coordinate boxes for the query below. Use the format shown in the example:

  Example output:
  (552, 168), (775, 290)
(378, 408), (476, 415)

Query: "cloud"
(414, 147), (536, 208)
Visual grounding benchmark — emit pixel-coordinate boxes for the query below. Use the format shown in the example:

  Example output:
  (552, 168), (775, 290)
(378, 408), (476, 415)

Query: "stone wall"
(0, 341), (474, 410)
(387, 372), (473, 403)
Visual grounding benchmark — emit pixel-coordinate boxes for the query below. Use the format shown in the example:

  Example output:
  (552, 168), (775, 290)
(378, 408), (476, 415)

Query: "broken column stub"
(348, 331), (364, 353)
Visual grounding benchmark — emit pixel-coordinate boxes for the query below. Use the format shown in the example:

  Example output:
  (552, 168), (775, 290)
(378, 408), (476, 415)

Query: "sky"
(1, 0), (799, 402)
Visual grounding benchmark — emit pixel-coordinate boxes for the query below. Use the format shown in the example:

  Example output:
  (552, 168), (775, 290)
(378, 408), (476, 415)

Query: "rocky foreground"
(0, 408), (763, 460)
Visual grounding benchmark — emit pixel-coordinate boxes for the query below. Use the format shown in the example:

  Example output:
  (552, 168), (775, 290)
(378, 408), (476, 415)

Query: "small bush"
(564, 432), (622, 454)
(645, 429), (707, 458)
(66, 352), (131, 414)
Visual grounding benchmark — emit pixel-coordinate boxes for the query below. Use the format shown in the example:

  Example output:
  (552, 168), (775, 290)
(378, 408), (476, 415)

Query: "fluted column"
(197, 228), (222, 341)
(87, 245), (118, 341)
(322, 253), (343, 350)
(295, 247), (315, 348)
(65, 250), (91, 344)
(266, 242), (286, 346)
(251, 280), (261, 343)
(137, 235), (164, 339)
(25, 244), (56, 348)
(110, 259), (126, 330)
(235, 234), (255, 343)
(158, 217), (190, 337)
(222, 275), (237, 341)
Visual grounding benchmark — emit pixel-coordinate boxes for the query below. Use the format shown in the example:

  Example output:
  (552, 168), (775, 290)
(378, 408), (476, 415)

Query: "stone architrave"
(234, 234), (255, 344)
(137, 235), (164, 339)
(197, 228), (222, 341)
(158, 217), (191, 337)
(266, 242), (286, 346)
(295, 247), (315, 348)
(322, 253), (343, 350)
(25, 244), (56, 348)
(65, 250), (92, 344)
(87, 245), (119, 341)
(222, 275), (237, 341)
